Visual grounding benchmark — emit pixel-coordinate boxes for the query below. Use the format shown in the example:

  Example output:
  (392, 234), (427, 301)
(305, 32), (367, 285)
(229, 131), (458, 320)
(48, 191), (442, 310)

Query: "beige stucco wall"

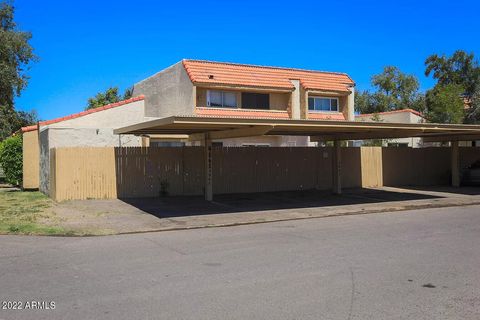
(196, 87), (208, 106)
(357, 111), (424, 124)
(269, 92), (289, 111)
(347, 87), (355, 121)
(133, 61), (195, 118)
(356, 112), (425, 147)
(22, 130), (40, 189)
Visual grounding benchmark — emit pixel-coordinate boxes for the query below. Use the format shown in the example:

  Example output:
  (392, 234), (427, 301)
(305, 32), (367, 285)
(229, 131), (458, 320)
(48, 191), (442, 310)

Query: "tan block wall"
(22, 130), (40, 189)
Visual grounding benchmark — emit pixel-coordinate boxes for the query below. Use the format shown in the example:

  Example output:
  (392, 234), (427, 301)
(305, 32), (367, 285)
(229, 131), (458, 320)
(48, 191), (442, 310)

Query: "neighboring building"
(355, 109), (426, 147)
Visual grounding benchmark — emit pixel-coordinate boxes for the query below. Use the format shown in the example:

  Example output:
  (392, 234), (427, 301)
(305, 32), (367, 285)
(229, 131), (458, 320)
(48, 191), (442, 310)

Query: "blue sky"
(14, 0), (480, 120)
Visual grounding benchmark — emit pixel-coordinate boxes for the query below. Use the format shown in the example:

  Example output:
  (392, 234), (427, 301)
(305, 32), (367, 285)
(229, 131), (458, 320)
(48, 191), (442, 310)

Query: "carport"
(115, 117), (480, 201)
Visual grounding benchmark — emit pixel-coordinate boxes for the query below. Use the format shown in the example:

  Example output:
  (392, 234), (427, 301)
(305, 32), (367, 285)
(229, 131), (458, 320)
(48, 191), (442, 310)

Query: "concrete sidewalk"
(49, 186), (480, 235)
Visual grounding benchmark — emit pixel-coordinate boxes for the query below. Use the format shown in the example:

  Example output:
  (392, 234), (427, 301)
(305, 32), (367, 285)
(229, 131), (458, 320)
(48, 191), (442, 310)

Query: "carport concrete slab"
(50, 187), (480, 235)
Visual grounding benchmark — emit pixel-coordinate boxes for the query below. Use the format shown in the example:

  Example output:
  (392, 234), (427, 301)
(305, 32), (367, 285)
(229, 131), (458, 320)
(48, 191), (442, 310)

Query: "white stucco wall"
(47, 128), (141, 148)
(214, 135), (309, 147)
(48, 99), (145, 129)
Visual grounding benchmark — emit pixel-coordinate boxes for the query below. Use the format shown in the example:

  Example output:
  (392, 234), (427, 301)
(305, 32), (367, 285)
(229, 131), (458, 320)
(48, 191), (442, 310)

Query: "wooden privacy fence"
(382, 148), (451, 186)
(48, 146), (480, 201)
(49, 147), (363, 201)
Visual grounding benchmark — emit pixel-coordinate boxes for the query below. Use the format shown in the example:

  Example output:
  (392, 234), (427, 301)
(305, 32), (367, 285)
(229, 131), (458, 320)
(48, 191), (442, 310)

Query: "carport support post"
(332, 140), (342, 194)
(204, 133), (213, 201)
(451, 140), (460, 187)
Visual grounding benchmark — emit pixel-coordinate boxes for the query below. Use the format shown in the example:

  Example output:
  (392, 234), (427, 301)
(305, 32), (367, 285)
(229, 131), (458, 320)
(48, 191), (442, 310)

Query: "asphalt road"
(1, 205), (480, 320)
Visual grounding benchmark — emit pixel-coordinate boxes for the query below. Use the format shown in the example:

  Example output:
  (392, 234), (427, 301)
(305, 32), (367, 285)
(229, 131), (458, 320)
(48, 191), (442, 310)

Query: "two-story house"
(133, 60), (355, 147)
(22, 59), (355, 192)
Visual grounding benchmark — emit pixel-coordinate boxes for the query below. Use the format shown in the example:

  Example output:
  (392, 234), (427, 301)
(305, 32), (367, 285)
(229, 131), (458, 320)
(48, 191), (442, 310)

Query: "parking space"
(49, 186), (480, 235)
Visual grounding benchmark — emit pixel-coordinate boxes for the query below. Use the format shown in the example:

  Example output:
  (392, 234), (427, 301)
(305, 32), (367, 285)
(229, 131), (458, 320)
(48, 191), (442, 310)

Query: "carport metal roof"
(114, 116), (480, 201)
(114, 116), (480, 141)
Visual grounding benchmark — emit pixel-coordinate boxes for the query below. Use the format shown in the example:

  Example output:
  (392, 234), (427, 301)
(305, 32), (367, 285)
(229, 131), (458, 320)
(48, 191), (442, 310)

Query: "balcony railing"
(196, 107), (290, 119)
(307, 111), (345, 120)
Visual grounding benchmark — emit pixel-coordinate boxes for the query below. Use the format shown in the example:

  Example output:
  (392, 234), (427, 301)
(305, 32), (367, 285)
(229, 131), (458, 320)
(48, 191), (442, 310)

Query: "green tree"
(0, 1), (37, 108)
(0, 104), (18, 140)
(425, 50), (480, 97)
(0, 1), (37, 140)
(464, 83), (480, 124)
(425, 84), (465, 124)
(86, 86), (133, 110)
(355, 66), (424, 114)
(355, 90), (375, 114)
(0, 105), (37, 140)
(123, 86), (133, 100)
(0, 134), (22, 185)
(86, 87), (121, 110)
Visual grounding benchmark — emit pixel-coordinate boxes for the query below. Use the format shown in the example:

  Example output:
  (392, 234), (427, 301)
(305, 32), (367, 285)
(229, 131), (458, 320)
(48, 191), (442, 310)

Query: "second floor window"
(308, 97), (339, 112)
(207, 90), (237, 108)
(241, 92), (270, 110)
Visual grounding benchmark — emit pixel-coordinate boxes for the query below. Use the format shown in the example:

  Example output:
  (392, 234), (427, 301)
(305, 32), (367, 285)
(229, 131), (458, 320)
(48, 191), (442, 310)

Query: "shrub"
(0, 135), (23, 186)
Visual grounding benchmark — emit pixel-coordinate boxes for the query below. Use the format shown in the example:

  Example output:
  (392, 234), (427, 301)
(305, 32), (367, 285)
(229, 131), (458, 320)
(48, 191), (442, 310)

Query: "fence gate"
(360, 147), (383, 188)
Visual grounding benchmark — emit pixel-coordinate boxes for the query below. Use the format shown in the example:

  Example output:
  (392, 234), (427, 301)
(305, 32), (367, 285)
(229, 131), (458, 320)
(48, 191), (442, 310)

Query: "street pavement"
(1, 205), (480, 319)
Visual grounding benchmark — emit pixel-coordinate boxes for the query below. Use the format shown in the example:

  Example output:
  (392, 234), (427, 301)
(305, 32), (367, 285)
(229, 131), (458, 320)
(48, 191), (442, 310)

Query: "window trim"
(206, 90), (238, 108)
(308, 96), (339, 112)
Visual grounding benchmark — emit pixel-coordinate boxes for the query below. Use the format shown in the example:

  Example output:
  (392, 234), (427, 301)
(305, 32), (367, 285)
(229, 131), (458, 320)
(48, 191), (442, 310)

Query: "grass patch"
(0, 190), (68, 235)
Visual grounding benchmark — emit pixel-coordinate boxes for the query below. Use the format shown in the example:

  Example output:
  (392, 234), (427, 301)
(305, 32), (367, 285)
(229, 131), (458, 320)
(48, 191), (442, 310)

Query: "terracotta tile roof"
(183, 60), (354, 93)
(355, 108), (424, 118)
(21, 95), (145, 133)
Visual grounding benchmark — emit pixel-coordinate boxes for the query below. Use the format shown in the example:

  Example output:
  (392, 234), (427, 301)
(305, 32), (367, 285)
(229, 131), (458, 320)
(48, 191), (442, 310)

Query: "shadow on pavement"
(119, 188), (446, 219)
